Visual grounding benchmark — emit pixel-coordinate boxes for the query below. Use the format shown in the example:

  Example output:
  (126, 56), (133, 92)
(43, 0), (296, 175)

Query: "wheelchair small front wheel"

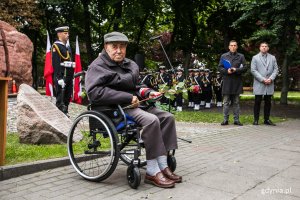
(127, 165), (141, 189)
(167, 155), (177, 172)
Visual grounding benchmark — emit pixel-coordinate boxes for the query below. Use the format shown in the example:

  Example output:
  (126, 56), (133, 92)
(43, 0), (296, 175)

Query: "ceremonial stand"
(0, 77), (11, 165)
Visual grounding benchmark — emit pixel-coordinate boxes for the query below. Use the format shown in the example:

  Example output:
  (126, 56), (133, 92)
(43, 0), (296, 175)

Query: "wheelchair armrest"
(117, 105), (127, 128)
(89, 104), (136, 131)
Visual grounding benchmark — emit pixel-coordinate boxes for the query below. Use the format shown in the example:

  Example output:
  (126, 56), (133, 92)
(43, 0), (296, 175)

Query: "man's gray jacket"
(251, 52), (278, 95)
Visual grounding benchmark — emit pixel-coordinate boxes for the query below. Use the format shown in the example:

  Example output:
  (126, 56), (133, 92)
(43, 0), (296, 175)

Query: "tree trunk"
(113, 1), (123, 31)
(183, 51), (191, 74)
(280, 52), (289, 104)
(81, 0), (93, 63)
(136, 14), (149, 51)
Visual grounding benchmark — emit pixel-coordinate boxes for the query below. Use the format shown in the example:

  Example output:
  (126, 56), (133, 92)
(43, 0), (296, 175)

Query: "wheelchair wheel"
(67, 110), (120, 182)
(167, 155), (177, 172)
(127, 165), (141, 189)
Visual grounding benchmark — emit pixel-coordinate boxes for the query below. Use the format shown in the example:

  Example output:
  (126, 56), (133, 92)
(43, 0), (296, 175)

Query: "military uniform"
(192, 69), (202, 110)
(174, 66), (185, 111)
(139, 69), (158, 90)
(157, 66), (171, 104)
(52, 26), (74, 114)
(213, 72), (223, 107)
(186, 69), (194, 108)
(199, 68), (206, 107)
(202, 69), (213, 108)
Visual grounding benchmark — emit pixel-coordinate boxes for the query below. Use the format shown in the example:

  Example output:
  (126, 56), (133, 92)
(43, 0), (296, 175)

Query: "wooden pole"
(0, 77), (12, 166)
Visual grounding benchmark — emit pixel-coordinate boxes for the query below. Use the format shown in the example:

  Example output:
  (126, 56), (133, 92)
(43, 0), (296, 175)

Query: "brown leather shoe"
(144, 172), (175, 188)
(162, 167), (182, 183)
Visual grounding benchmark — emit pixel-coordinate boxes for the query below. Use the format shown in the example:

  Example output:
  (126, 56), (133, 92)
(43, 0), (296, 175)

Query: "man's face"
(259, 43), (269, 54)
(105, 42), (127, 63)
(58, 32), (69, 43)
(228, 42), (238, 53)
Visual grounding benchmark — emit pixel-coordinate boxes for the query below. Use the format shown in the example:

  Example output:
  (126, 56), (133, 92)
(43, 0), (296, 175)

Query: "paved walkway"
(1, 119), (300, 200)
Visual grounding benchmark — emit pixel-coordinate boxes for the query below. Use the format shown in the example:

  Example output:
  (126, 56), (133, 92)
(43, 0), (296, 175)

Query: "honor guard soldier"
(202, 69), (213, 108)
(186, 68), (195, 108)
(199, 67), (206, 107)
(142, 68), (158, 90)
(213, 71), (223, 107)
(157, 65), (171, 104)
(157, 65), (171, 86)
(175, 65), (185, 111)
(52, 26), (75, 115)
(192, 68), (202, 110)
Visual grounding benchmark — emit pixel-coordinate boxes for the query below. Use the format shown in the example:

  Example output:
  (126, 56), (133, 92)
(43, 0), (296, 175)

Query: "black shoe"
(253, 120), (259, 125)
(264, 120), (276, 126)
(234, 121), (243, 126)
(221, 121), (229, 125)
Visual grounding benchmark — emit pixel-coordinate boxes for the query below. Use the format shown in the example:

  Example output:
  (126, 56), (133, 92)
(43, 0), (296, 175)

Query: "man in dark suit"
(218, 40), (247, 126)
(251, 42), (278, 125)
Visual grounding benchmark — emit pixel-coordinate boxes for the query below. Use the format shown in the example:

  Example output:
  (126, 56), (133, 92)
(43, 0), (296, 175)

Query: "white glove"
(58, 79), (65, 88)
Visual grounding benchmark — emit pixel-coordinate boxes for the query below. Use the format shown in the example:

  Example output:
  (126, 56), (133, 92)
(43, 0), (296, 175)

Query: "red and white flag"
(43, 31), (54, 96)
(73, 36), (82, 104)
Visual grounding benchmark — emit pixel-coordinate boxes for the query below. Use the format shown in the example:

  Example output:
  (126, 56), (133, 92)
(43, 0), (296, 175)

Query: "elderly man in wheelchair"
(67, 31), (182, 189)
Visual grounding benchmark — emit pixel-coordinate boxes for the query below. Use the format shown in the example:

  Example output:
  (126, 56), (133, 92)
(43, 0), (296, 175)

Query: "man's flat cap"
(55, 26), (69, 32)
(104, 32), (129, 43)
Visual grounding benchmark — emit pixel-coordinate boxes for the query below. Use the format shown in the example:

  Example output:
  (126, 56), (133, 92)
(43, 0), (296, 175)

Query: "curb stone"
(0, 157), (70, 181)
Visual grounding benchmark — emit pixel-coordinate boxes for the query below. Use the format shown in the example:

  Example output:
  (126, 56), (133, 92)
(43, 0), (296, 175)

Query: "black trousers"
(175, 93), (183, 106)
(254, 95), (272, 121)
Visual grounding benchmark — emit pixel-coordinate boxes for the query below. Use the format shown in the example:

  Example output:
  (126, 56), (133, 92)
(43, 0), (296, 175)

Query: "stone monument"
(17, 84), (82, 144)
(0, 20), (33, 91)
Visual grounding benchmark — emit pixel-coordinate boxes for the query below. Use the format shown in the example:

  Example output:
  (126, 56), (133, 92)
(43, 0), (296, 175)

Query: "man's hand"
(149, 91), (162, 99)
(148, 91), (163, 102)
(58, 79), (65, 88)
(227, 68), (236, 74)
(263, 78), (272, 85)
(131, 96), (140, 108)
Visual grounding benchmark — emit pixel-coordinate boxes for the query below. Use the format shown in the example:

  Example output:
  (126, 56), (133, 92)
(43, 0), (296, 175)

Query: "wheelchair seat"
(115, 114), (136, 131)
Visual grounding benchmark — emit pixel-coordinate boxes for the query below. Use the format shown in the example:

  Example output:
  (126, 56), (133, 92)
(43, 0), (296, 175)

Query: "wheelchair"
(67, 104), (177, 189)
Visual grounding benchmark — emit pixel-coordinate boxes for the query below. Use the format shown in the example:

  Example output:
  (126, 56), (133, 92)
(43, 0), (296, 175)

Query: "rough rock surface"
(16, 84), (82, 144)
(0, 20), (33, 92)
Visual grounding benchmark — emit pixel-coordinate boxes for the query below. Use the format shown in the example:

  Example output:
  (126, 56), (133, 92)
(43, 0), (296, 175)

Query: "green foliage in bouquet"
(158, 82), (188, 101)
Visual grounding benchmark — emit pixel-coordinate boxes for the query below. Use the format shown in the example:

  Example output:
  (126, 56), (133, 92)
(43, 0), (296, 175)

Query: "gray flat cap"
(104, 32), (129, 43)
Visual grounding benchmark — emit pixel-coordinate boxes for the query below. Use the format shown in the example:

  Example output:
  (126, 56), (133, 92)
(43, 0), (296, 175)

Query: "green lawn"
(6, 134), (68, 165)
(241, 91), (300, 102)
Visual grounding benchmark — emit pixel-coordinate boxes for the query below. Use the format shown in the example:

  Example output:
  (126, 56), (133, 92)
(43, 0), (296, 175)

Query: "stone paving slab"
(1, 119), (300, 200)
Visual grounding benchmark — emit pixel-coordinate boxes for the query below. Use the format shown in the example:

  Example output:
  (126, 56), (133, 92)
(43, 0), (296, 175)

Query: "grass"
(6, 134), (68, 165)
(174, 110), (286, 124)
(241, 91), (300, 102)
(5, 131), (112, 165)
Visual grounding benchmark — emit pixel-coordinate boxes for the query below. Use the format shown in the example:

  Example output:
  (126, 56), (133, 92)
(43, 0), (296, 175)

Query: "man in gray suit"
(251, 42), (278, 125)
